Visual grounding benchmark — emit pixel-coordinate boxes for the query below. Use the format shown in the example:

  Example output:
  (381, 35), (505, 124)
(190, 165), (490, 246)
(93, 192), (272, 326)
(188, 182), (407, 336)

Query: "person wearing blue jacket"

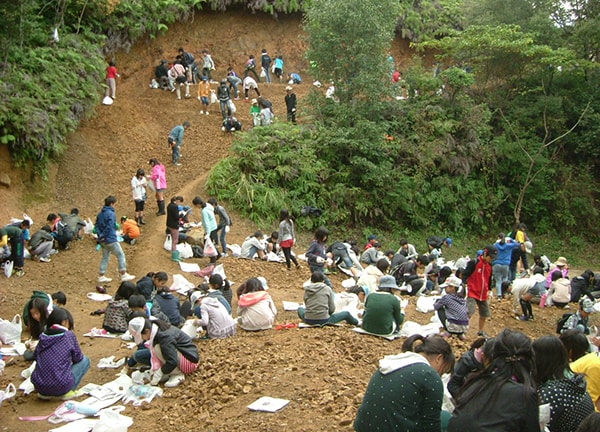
(95, 196), (135, 284)
(493, 233), (521, 297)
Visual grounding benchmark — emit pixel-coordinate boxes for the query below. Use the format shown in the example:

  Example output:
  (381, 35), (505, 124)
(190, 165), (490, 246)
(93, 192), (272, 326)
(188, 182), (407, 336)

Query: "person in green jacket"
(361, 275), (404, 335)
(354, 335), (455, 432)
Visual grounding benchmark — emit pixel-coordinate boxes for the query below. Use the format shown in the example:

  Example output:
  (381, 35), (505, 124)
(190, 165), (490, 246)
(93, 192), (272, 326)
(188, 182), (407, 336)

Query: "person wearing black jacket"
(166, 196), (183, 262)
(285, 86), (297, 124)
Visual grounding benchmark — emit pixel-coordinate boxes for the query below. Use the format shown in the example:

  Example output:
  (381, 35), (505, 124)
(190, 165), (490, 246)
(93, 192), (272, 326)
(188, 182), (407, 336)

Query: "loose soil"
(0, 10), (578, 432)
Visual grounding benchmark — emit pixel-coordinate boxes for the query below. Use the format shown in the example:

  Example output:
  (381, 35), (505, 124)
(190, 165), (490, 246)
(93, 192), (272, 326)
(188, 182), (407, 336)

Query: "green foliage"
(304, 0), (400, 105)
(397, 0), (464, 42)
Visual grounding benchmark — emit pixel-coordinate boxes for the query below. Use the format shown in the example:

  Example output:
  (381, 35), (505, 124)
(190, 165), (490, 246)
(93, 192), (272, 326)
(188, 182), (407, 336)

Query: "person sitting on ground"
(208, 273), (233, 309)
(297, 271), (359, 326)
(31, 307), (90, 400)
(360, 241), (384, 266)
(136, 271), (168, 301)
(120, 215), (140, 245)
(434, 276), (469, 340)
(154, 281), (183, 327)
(364, 234), (378, 250)
(46, 213), (74, 250)
(396, 238), (418, 259)
(516, 266), (546, 321)
(447, 337), (493, 400)
(448, 329), (539, 431)
(334, 285), (365, 320)
(426, 235), (452, 260)
(190, 284), (231, 317)
(560, 329), (600, 412)
(357, 258), (390, 297)
(531, 254), (552, 274)
(355, 335), (455, 432)
(265, 231), (279, 255)
(193, 292), (237, 339)
(221, 115), (242, 132)
(102, 281), (135, 333)
(394, 254), (431, 296)
(128, 293), (169, 322)
(546, 256), (570, 288)
(58, 208), (86, 240)
(546, 270), (571, 308)
(29, 225), (55, 262)
(51, 291), (67, 307)
(128, 316), (199, 387)
(533, 335), (594, 432)
(22, 293), (53, 360)
(559, 298), (595, 334)
(237, 277), (277, 331)
(240, 231), (266, 260)
(361, 275), (404, 336)
(570, 269), (596, 303)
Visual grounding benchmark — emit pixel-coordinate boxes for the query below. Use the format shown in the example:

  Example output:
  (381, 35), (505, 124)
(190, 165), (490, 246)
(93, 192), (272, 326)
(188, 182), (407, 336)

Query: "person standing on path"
(260, 49), (272, 84)
(148, 158), (167, 216)
(105, 60), (119, 99)
(208, 197), (231, 257)
(217, 80), (232, 120)
(131, 168), (147, 225)
(463, 245), (497, 338)
(95, 195), (135, 283)
(167, 196), (184, 262)
(168, 121), (190, 167)
(278, 209), (300, 270)
(285, 86), (297, 124)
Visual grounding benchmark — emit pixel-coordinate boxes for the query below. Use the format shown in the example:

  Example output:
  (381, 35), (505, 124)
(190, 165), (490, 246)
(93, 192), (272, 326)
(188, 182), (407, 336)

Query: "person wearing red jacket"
(464, 245), (497, 338)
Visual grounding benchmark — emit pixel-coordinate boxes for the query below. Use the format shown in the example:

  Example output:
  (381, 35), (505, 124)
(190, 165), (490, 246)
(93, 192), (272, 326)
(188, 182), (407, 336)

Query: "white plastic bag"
(203, 236), (217, 257)
(177, 242), (193, 259)
(169, 273), (195, 294)
(212, 264), (227, 281)
(163, 234), (172, 251)
(181, 319), (199, 340)
(0, 383), (16, 407)
(260, 67), (266, 78)
(3, 260), (13, 278)
(228, 99), (237, 114)
(0, 315), (22, 345)
(210, 90), (218, 104)
(92, 406), (132, 432)
(83, 218), (94, 235)
(101, 96), (114, 106)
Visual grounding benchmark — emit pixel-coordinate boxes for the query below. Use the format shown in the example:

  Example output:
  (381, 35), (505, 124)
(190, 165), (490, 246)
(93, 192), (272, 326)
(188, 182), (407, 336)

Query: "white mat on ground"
(416, 295), (442, 313)
(282, 301), (303, 311)
(86, 293), (112, 302)
(0, 342), (26, 356)
(178, 261), (200, 273)
(170, 273), (195, 295)
(298, 322), (341, 328)
(83, 328), (119, 338)
(352, 327), (402, 340)
(247, 396), (290, 412)
(398, 320), (441, 338)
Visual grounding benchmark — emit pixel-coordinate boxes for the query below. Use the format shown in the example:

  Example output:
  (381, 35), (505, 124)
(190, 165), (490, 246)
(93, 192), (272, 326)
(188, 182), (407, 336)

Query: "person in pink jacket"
(148, 158), (167, 216)
(237, 277), (277, 331)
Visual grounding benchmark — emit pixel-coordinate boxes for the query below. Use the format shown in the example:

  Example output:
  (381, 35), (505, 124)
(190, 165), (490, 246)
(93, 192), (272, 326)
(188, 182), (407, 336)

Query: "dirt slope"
(0, 11), (569, 432)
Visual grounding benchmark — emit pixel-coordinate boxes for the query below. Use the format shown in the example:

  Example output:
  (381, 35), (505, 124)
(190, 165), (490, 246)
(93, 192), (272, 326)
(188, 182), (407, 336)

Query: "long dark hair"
(280, 209), (292, 222)
(533, 335), (572, 384)
(559, 329), (590, 361)
(456, 329), (536, 407)
(28, 297), (50, 339)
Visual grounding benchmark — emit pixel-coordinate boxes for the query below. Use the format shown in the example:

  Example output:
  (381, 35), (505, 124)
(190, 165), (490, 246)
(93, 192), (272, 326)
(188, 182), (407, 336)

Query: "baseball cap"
(190, 291), (206, 305)
(445, 237), (453, 247)
(257, 276), (269, 291)
(440, 275), (462, 288)
(581, 298), (595, 313)
(128, 317), (146, 345)
(368, 234), (378, 241)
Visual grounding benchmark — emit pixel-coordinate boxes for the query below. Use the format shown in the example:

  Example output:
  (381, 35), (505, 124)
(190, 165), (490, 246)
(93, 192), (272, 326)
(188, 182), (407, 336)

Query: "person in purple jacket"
(31, 307), (90, 400)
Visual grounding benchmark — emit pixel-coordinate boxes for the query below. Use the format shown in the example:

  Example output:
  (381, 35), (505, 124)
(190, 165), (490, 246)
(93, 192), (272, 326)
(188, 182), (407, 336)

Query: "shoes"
(200, 110), (204, 114)
(38, 390), (81, 401)
(121, 273), (135, 282)
(12, 269), (24, 277)
(477, 331), (489, 338)
(98, 276), (112, 283)
(165, 373), (185, 388)
(517, 315), (530, 321)
(221, 253), (228, 258)
(170, 88), (175, 92)
(174, 162), (182, 166)
(234, 97), (240, 100)
(39, 256), (51, 263)
(177, 97), (181, 100)
(48, 249), (58, 256)
(130, 239), (136, 245)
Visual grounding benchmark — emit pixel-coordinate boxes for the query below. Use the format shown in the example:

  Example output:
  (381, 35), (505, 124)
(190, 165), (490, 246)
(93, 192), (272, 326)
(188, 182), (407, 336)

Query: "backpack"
(56, 220), (74, 244)
(556, 313), (574, 334)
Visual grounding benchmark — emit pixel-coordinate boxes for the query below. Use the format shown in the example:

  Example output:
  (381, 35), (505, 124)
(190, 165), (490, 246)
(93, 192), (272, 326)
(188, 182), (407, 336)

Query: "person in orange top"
(197, 76), (211, 115)
(120, 216), (140, 245)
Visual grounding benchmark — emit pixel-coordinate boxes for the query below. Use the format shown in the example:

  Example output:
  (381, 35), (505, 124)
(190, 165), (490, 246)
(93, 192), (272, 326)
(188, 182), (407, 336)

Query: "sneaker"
(120, 273), (135, 282)
(165, 373), (185, 388)
(98, 276), (112, 283)
(130, 239), (137, 245)
(477, 331), (489, 338)
(221, 253), (228, 258)
(39, 256), (51, 263)
(12, 269), (24, 277)
(205, 111), (209, 115)
(200, 110), (204, 114)
(517, 315), (530, 321)
(174, 162), (182, 166)
(48, 249), (59, 256)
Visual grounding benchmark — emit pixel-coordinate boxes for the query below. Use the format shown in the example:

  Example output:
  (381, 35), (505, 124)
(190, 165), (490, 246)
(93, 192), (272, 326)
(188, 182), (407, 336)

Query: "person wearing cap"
(237, 276), (277, 331)
(298, 271), (359, 326)
(250, 98), (261, 127)
(545, 256), (570, 288)
(120, 215), (140, 245)
(361, 275), (404, 335)
(560, 298), (596, 334)
(240, 231), (267, 260)
(128, 316), (199, 387)
(463, 245), (497, 338)
(243, 75), (261, 100)
(285, 85), (297, 124)
(197, 75), (211, 115)
(167, 121), (190, 167)
(365, 234), (378, 250)
(434, 276), (469, 340)
(492, 233), (522, 298)
(360, 241), (384, 265)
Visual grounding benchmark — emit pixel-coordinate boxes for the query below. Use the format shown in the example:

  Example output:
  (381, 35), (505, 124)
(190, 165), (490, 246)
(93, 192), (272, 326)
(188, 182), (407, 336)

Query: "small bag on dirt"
(163, 234), (172, 251)
(210, 90), (218, 104)
(0, 314), (22, 345)
(260, 67), (267, 78)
